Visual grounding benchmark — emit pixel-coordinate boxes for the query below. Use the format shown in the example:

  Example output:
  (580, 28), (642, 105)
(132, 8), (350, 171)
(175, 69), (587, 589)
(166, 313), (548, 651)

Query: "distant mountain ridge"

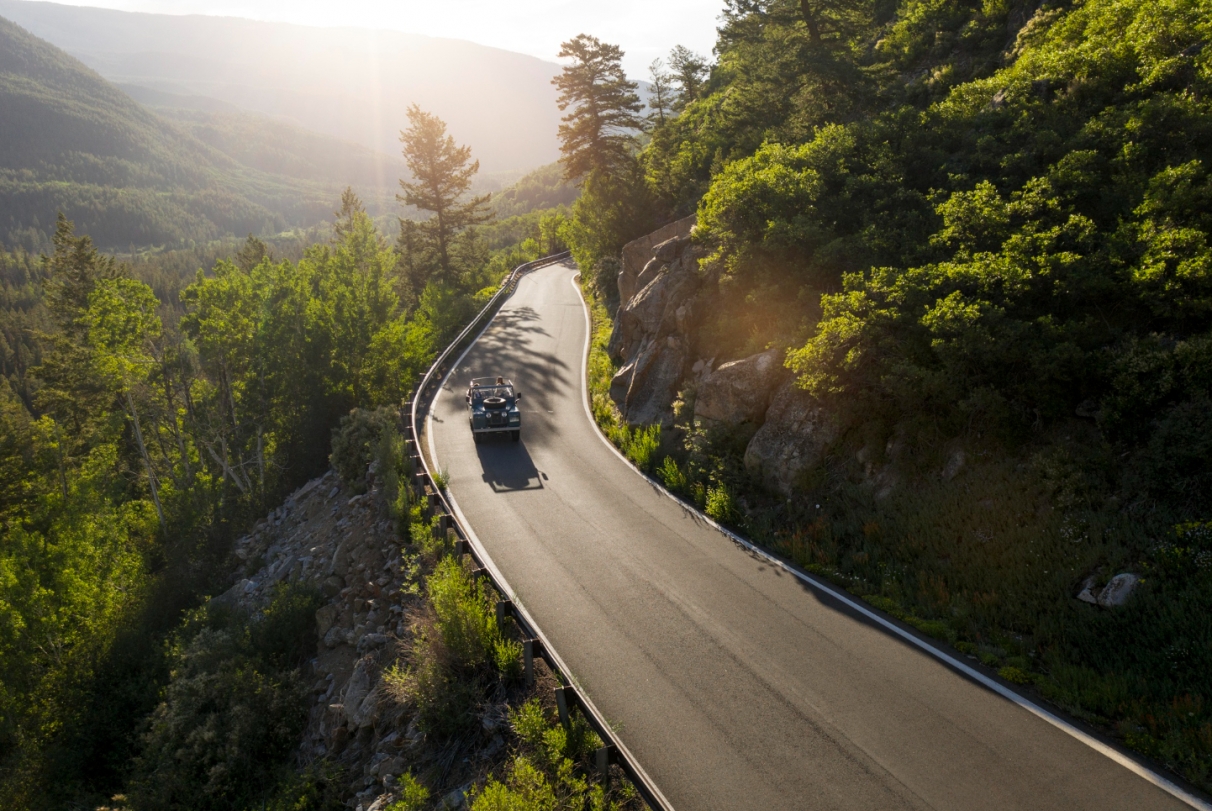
(0, 13), (349, 249)
(0, 0), (564, 174)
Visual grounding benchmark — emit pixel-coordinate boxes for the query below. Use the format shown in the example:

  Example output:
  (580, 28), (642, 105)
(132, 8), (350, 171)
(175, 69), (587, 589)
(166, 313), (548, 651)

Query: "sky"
(47, 0), (726, 77)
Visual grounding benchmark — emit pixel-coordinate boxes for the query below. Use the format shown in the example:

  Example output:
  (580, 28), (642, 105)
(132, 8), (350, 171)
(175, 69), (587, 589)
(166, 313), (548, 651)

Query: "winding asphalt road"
(428, 263), (1196, 811)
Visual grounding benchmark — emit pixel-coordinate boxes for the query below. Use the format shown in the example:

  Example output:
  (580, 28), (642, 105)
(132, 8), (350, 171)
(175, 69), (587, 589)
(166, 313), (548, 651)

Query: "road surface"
(428, 262), (1195, 811)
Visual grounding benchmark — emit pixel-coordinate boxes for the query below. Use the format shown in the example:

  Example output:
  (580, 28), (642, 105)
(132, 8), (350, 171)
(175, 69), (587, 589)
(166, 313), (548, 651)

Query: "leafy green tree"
(397, 106), (493, 284)
(84, 277), (166, 527)
(552, 35), (644, 180)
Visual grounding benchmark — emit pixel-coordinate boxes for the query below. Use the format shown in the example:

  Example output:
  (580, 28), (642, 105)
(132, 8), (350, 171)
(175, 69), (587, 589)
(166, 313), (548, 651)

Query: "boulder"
(942, 449), (966, 481)
(618, 215), (696, 303)
(330, 538), (351, 576)
(1076, 576), (1100, 605)
(743, 382), (840, 496)
(618, 336), (689, 428)
(694, 349), (786, 427)
(342, 658), (373, 724)
(315, 604), (340, 638)
(350, 686), (379, 729)
(1097, 573), (1139, 608)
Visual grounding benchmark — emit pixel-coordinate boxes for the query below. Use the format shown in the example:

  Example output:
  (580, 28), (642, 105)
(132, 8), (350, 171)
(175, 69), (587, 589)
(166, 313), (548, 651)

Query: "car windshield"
(471, 386), (512, 402)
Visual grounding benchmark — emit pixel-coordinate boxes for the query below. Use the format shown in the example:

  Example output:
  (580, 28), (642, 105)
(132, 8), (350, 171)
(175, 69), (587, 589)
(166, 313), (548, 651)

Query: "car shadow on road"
(474, 434), (544, 492)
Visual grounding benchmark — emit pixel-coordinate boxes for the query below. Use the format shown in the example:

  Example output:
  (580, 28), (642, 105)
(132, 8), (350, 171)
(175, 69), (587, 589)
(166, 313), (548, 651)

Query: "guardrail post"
(523, 638), (542, 686)
(495, 599), (512, 627)
(555, 686), (572, 729)
(595, 745), (614, 787)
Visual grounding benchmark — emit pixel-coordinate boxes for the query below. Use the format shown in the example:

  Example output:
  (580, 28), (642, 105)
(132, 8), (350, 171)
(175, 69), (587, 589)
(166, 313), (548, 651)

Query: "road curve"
(428, 263), (1193, 811)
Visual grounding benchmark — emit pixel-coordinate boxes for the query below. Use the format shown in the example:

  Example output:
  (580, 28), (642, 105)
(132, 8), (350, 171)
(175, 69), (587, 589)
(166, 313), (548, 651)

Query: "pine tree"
(396, 105), (492, 283)
(647, 58), (674, 127)
(668, 46), (709, 109)
(552, 34), (643, 181)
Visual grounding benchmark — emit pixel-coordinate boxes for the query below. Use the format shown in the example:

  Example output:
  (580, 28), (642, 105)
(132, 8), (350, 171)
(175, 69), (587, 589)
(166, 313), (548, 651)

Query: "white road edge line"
(569, 274), (1212, 811)
(426, 264), (677, 811)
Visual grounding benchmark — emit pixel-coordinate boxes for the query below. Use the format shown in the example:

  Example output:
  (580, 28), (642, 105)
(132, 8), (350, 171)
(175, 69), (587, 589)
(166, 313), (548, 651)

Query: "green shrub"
(427, 557), (517, 676)
(469, 698), (630, 811)
(907, 618), (954, 643)
(979, 652), (1002, 668)
(658, 456), (688, 493)
(493, 638), (524, 681)
(330, 407), (399, 491)
(428, 557), (496, 669)
(998, 666), (1036, 686)
(374, 423), (409, 534)
(386, 773), (430, 811)
(127, 584), (320, 811)
(407, 652), (480, 737)
(862, 594), (907, 620)
(705, 482), (739, 526)
(608, 424), (660, 472)
(258, 763), (346, 811)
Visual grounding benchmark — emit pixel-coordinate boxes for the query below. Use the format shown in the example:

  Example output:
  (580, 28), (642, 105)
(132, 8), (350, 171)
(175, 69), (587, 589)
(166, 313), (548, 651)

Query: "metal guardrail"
(404, 251), (673, 811)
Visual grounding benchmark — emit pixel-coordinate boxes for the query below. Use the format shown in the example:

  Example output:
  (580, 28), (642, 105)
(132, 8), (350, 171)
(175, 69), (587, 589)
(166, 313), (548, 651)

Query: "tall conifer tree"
(552, 35), (643, 181)
(397, 105), (492, 284)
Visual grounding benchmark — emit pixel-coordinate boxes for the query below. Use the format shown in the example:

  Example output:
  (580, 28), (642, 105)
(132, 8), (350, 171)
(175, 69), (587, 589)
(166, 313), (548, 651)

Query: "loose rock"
(1097, 573), (1140, 608)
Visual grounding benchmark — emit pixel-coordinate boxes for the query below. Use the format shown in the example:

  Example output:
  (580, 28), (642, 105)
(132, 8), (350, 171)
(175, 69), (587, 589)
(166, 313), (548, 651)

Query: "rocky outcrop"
(611, 335), (691, 427)
(618, 215), (696, 304)
(609, 250), (700, 364)
(743, 381), (841, 496)
(216, 462), (530, 811)
(694, 349), (787, 428)
(608, 234), (703, 427)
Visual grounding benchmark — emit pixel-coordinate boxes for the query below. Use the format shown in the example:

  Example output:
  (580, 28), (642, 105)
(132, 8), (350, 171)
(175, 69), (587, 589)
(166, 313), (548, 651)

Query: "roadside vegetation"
(0, 97), (576, 808)
(561, 0), (1212, 791)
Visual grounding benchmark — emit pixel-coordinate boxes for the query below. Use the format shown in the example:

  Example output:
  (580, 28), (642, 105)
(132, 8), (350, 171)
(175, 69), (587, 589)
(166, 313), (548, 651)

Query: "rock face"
(743, 381), (840, 496)
(1097, 573), (1140, 608)
(694, 348), (787, 427)
(618, 215), (696, 304)
(608, 234), (703, 427)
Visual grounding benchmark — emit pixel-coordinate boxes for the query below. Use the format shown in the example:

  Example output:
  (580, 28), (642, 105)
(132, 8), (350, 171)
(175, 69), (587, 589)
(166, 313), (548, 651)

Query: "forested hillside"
(131, 89), (408, 209)
(0, 0), (564, 174)
(0, 76), (574, 803)
(562, 0), (1212, 790)
(0, 15), (354, 250)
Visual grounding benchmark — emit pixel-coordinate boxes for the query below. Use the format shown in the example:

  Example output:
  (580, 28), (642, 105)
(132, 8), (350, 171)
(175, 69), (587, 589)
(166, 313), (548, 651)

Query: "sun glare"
(54, 0), (722, 74)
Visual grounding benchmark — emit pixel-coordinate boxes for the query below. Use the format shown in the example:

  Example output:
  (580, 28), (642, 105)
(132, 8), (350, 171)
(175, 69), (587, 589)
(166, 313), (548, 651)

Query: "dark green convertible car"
(466, 377), (522, 442)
